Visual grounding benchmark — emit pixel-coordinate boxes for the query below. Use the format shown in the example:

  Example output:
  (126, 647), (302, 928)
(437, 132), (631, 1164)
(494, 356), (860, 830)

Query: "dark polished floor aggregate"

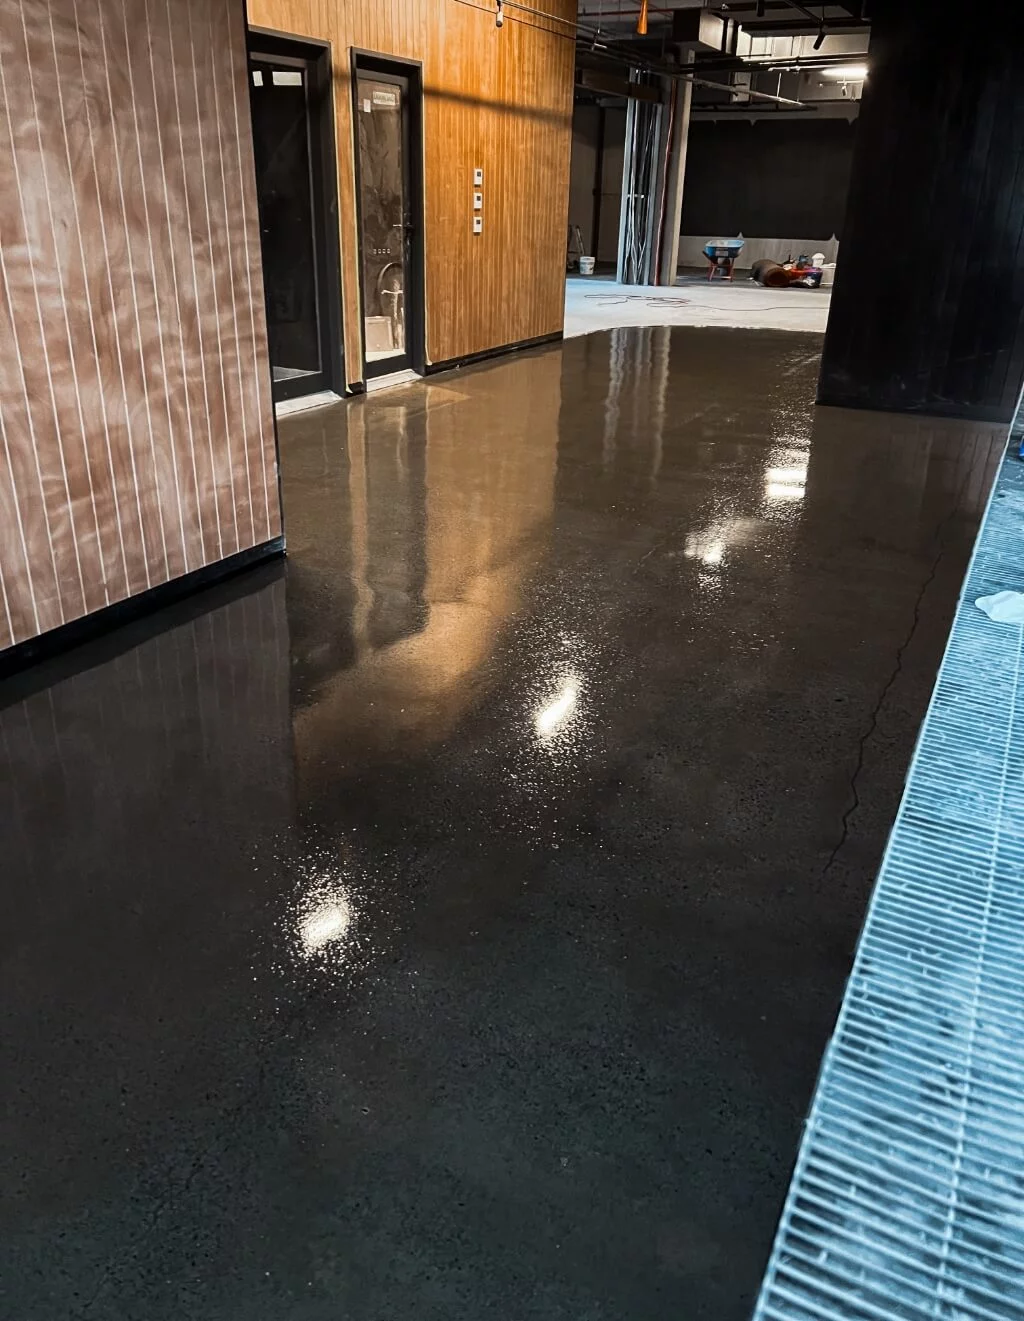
(0, 328), (1006, 1320)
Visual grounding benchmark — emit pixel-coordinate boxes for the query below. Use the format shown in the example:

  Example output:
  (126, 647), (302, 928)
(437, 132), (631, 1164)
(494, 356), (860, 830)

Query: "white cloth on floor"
(975, 591), (1024, 623)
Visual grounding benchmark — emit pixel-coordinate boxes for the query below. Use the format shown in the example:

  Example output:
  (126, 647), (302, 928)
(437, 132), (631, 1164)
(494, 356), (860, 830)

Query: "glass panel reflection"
(251, 61), (321, 385)
(356, 77), (407, 364)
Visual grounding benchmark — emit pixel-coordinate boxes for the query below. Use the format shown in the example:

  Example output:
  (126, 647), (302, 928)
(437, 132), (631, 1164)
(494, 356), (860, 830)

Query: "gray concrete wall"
(679, 235), (841, 270)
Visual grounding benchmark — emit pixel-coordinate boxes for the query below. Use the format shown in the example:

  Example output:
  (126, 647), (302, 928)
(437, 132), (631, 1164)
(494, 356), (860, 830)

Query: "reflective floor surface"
(0, 328), (1007, 1320)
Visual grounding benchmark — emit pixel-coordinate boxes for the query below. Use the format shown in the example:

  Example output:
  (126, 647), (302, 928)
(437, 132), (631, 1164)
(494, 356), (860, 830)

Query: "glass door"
(353, 60), (423, 379)
(249, 41), (341, 403)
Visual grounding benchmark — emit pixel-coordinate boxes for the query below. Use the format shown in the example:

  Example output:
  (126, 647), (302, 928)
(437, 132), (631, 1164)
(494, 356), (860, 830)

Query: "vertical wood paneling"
(133, 0), (205, 574)
(82, 0), (159, 590)
(60, 1), (138, 603)
(225, 0), (275, 544)
(820, 0), (1024, 421)
(246, 0), (575, 380)
(0, 0), (280, 652)
(163, 0), (224, 567)
(185, 0), (241, 559)
(19, 5), (104, 616)
(212, 0), (258, 547)
(99, 0), (173, 586)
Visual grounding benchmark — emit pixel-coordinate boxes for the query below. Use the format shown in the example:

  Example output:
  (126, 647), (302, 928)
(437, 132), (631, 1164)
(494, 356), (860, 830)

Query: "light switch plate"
(473, 215), (483, 234)
(473, 167), (484, 186)
(473, 192), (482, 210)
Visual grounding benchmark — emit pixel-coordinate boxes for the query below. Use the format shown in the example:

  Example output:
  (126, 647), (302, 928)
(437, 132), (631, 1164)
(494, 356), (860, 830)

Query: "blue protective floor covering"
(754, 439), (1024, 1321)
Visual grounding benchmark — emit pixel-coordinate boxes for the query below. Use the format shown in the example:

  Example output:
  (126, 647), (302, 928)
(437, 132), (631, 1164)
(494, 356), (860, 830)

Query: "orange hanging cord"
(637, 0), (649, 35)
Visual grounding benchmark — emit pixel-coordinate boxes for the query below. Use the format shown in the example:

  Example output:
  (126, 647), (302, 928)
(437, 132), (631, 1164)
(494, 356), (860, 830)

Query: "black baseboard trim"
(425, 331), (563, 377)
(0, 537), (285, 683)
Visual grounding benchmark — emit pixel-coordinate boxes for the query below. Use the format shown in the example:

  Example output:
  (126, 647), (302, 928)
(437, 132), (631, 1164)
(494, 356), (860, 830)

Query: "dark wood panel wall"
(246, 0), (576, 383)
(819, 0), (1024, 421)
(0, 0), (280, 653)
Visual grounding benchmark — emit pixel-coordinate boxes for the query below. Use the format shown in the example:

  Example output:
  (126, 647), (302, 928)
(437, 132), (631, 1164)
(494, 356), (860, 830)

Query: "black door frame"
(247, 28), (344, 403)
(350, 51), (426, 380)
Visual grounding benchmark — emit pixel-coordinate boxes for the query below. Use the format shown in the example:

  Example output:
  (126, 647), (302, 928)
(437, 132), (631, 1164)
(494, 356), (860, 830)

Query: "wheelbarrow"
(703, 239), (745, 281)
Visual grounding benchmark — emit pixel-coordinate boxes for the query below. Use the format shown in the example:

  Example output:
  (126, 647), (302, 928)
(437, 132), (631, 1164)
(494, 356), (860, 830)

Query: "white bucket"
(578, 256), (596, 276)
(821, 262), (837, 288)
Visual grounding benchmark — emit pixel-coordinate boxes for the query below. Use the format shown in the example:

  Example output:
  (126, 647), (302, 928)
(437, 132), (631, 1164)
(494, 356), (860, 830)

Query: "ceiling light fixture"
(823, 64), (868, 79)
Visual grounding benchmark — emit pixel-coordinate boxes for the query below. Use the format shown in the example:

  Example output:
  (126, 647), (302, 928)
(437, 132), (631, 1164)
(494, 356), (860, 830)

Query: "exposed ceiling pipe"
(688, 73), (804, 106)
(579, 42), (807, 107)
(496, 0), (842, 108)
(501, 0), (846, 54)
(577, 44), (806, 106)
(503, 0), (673, 27)
(692, 54), (866, 74)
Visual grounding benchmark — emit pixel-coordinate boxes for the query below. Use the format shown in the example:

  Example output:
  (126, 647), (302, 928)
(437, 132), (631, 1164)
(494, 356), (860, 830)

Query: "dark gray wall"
(567, 105), (599, 250)
(567, 104), (626, 263)
(819, 0), (1024, 421)
(680, 118), (857, 241)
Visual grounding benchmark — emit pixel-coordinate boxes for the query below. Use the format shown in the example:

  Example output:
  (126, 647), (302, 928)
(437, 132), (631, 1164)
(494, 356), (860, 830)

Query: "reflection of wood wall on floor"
(0, 572), (293, 1241)
(280, 350), (563, 777)
(246, 0), (576, 382)
(0, 0), (279, 654)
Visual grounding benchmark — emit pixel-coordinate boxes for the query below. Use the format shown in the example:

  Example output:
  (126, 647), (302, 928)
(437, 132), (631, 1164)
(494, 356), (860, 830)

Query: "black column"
(819, 0), (1024, 422)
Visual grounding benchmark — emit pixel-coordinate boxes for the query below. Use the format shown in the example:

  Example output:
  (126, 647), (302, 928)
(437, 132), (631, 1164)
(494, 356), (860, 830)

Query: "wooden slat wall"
(246, 0), (576, 383)
(0, 0), (280, 653)
(819, 0), (1024, 421)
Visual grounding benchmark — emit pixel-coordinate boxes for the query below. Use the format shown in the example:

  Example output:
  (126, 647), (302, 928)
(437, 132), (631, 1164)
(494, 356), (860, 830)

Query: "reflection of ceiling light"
(823, 65), (868, 80)
(765, 481), (806, 502)
(298, 894), (353, 954)
(684, 534), (725, 566)
(765, 457), (807, 504)
(685, 518), (761, 565)
(535, 680), (579, 739)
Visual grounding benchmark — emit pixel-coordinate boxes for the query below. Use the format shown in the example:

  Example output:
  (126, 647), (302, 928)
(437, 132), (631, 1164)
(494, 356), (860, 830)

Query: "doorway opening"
(351, 53), (425, 381)
(249, 32), (343, 404)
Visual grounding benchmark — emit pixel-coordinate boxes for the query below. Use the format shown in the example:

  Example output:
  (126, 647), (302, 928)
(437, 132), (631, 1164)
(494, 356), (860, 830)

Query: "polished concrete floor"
(0, 328), (1006, 1320)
